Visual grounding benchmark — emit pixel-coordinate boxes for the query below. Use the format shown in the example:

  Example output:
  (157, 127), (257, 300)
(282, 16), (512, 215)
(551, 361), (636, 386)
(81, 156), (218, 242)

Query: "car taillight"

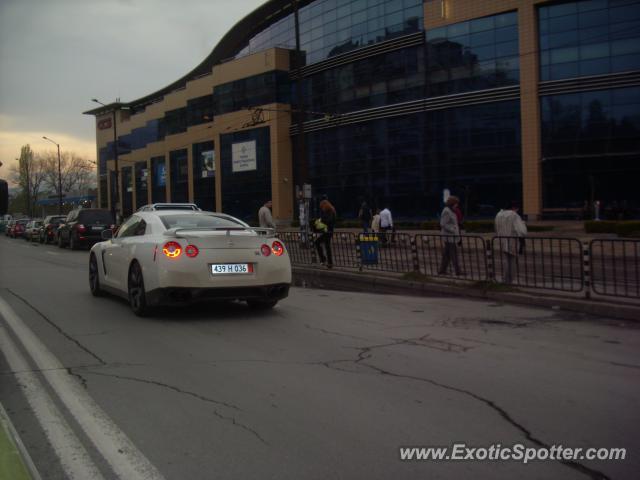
(185, 245), (199, 258)
(77, 224), (86, 233)
(162, 241), (182, 258)
(260, 244), (271, 256)
(271, 241), (284, 256)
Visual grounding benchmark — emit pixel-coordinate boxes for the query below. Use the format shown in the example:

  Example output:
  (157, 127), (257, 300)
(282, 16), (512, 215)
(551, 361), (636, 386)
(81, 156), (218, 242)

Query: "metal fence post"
(583, 242), (591, 300)
(485, 239), (494, 281)
(355, 233), (363, 272)
(411, 235), (420, 273)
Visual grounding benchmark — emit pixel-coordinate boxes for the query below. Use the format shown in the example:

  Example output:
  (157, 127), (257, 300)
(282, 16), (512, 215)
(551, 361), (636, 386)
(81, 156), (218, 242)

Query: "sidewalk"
(0, 403), (38, 480)
(292, 266), (640, 322)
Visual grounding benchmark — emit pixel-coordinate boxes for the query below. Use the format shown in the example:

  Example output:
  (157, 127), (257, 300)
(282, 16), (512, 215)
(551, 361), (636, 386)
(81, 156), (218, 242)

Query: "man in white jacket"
(495, 202), (527, 284)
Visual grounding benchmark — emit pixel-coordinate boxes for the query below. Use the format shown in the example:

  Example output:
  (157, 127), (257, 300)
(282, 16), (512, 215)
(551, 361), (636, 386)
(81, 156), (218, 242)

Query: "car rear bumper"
(146, 283), (290, 306)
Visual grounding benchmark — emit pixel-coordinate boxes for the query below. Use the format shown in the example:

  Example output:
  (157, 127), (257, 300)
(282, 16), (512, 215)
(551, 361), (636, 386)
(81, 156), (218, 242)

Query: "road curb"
(0, 402), (41, 480)
(292, 267), (640, 322)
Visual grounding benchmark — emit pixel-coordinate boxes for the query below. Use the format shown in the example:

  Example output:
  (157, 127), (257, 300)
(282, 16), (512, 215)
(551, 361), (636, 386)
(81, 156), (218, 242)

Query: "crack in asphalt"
(6, 288), (107, 365)
(79, 369), (268, 445)
(321, 337), (611, 480)
(304, 323), (370, 341)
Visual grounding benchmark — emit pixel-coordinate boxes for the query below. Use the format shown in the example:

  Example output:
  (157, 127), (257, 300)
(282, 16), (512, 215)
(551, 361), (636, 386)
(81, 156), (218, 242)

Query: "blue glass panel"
(580, 57), (611, 75)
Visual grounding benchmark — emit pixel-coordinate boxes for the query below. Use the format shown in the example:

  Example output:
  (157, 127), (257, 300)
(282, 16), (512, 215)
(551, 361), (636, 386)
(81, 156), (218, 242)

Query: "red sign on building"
(98, 118), (112, 130)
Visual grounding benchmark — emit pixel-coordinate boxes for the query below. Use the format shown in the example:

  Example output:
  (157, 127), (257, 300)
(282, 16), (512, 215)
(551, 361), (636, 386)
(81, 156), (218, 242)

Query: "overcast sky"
(0, 0), (265, 176)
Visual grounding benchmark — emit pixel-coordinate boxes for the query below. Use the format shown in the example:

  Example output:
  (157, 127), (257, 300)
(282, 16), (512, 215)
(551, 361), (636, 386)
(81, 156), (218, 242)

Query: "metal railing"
(416, 235), (488, 281)
(590, 239), (640, 298)
(492, 236), (583, 292)
(281, 231), (640, 299)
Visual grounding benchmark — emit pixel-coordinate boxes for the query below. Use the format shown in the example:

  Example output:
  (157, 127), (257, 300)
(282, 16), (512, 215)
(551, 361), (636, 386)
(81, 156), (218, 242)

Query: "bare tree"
(39, 150), (97, 198)
(9, 145), (46, 217)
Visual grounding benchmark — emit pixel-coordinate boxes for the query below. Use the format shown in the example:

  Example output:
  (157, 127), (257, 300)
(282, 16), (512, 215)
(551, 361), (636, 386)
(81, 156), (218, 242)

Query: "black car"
(39, 215), (67, 244)
(57, 208), (114, 250)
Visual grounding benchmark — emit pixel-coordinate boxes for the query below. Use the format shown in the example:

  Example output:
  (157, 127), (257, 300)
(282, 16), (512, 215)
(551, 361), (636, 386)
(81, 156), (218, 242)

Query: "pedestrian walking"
(379, 205), (393, 246)
(314, 199), (336, 268)
(438, 196), (464, 275)
(371, 209), (381, 233)
(358, 201), (372, 232)
(258, 200), (276, 229)
(494, 201), (527, 284)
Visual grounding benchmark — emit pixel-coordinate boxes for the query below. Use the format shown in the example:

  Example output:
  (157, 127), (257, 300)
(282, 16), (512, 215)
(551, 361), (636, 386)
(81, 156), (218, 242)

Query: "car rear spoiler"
(163, 227), (276, 237)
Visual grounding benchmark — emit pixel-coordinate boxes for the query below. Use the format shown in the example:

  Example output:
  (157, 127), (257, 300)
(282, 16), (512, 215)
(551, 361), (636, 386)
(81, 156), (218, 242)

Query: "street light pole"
(42, 136), (63, 214)
(92, 98), (119, 223)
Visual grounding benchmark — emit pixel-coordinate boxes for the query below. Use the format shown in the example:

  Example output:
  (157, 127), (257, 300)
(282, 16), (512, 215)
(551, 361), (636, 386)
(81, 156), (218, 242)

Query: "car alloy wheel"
(89, 254), (102, 296)
(128, 262), (149, 316)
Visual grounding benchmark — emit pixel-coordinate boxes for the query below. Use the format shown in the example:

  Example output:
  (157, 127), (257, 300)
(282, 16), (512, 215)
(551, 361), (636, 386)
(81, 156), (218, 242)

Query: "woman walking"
(315, 199), (336, 268)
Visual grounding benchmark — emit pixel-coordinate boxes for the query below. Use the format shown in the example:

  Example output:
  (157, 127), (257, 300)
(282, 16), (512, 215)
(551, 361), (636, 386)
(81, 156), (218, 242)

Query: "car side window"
(117, 216), (143, 238)
(133, 220), (147, 236)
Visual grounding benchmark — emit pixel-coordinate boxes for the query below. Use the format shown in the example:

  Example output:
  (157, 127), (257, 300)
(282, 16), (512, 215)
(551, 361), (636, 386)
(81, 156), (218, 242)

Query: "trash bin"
(359, 233), (379, 265)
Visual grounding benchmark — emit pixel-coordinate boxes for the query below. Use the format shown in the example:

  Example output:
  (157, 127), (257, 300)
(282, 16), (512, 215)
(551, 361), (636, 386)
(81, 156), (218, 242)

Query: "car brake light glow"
(162, 241), (182, 258)
(185, 245), (199, 258)
(77, 224), (86, 233)
(271, 241), (284, 256)
(260, 244), (271, 256)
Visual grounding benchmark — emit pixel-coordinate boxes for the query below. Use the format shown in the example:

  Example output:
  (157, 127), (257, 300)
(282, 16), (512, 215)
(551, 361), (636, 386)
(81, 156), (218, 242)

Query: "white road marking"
(46, 251), (61, 255)
(0, 296), (166, 480)
(0, 325), (104, 480)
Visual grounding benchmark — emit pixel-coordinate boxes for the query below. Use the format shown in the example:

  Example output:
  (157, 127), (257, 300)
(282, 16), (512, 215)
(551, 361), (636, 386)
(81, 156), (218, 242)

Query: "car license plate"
(210, 263), (253, 275)
(92, 226), (103, 231)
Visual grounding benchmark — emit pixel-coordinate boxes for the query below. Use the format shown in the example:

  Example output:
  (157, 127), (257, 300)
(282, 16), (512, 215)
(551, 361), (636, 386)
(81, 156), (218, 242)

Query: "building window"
(305, 100), (521, 219)
(151, 156), (166, 203)
(234, 0), (423, 65)
(426, 11), (519, 97)
(300, 45), (426, 115)
(193, 141), (215, 211)
(170, 149), (189, 203)
(539, 0), (640, 81)
(220, 127), (271, 223)
(541, 86), (640, 212)
(135, 161), (148, 210)
(213, 71), (290, 115)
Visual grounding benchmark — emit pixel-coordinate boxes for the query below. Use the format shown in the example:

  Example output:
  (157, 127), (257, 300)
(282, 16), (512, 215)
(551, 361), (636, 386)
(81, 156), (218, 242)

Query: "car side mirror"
(101, 229), (113, 240)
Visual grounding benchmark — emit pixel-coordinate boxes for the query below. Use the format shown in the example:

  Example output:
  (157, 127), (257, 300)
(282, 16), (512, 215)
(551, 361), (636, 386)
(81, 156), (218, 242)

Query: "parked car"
(39, 215), (67, 244)
(10, 219), (29, 238)
(25, 219), (44, 242)
(89, 210), (291, 315)
(57, 208), (114, 250)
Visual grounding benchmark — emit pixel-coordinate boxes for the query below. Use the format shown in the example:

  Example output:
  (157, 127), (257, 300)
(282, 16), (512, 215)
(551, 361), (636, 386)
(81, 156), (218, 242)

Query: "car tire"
(89, 254), (103, 297)
(247, 299), (278, 310)
(70, 235), (78, 250)
(128, 262), (149, 316)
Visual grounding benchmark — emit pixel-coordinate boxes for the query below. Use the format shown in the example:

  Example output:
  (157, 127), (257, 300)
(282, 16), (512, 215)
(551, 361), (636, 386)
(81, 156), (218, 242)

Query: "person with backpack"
(314, 199), (336, 268)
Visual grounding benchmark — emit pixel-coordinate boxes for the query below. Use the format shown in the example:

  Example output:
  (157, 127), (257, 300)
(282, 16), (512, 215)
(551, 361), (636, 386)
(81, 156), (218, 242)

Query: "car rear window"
(160, 214), (246, 230)
(50, 218), (65, 225)
(17, 220), (28, 225)
(78, 210), (113, 224)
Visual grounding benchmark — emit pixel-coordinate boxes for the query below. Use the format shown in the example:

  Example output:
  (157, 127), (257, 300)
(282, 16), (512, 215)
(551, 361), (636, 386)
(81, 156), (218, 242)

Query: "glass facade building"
(87, 0), (640, 221)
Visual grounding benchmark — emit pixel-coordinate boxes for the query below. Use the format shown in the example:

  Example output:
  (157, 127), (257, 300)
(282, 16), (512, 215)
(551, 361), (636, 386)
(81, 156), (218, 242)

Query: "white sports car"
(89, 210), (291, 315)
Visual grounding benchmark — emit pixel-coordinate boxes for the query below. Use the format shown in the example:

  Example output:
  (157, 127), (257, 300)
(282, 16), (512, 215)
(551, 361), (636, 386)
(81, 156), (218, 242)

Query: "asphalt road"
(0, 234), (639, 480)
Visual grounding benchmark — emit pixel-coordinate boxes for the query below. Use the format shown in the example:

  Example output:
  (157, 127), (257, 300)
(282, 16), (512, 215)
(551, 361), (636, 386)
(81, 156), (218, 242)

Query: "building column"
(519, 2), (542, 220)
(270, 108), (294, 223)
